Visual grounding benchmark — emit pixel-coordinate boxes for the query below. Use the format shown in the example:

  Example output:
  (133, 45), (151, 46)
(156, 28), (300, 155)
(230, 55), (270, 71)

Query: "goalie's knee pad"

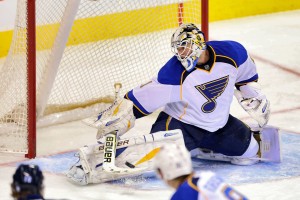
(193, 126), (281, 166)
(233, 125), (282, 164)
(240, 134), (259, 158)
(230, 156), (259, 165)
(192, 134), (260, 166)
(229, 134), (259, 165)
(258, 126), (282, 162)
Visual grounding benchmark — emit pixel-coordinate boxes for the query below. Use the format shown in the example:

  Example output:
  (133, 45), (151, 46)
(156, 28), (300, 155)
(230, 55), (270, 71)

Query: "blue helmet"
(12, 164), (44, 194)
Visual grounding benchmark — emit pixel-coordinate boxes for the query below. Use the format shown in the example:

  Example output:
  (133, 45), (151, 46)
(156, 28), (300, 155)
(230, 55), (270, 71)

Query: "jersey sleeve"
(207, 41), (259, 88)
(125, 78), (181, 118)
(235, 55), (259, 88)
(125, 56), (184, 119)
(232, 42), (258, 87)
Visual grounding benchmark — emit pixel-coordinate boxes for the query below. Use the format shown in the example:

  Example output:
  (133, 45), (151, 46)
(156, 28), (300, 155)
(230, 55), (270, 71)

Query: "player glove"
(82, 98), (135, 139)
(234, 82), (270, 127)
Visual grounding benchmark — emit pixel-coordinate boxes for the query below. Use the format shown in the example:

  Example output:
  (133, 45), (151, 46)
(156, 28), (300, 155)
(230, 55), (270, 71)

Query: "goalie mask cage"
(0, 0), (208, 158)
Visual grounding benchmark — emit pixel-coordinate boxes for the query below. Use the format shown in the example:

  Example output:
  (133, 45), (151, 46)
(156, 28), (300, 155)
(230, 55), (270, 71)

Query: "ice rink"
(1, 10), (300, 200)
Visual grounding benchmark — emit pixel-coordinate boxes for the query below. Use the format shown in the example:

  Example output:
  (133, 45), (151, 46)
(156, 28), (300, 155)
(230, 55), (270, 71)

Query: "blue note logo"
(195, 75), (229, 113)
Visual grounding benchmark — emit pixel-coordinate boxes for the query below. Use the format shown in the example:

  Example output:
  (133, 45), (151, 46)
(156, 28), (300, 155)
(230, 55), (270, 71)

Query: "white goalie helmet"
(171, 23), (207, 72)
(154, 143), (193, 181)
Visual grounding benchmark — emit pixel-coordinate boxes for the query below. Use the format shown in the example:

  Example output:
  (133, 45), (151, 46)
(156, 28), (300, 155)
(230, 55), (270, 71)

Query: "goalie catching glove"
(234, 82), (270, 127)
(82, 98), (136, 139)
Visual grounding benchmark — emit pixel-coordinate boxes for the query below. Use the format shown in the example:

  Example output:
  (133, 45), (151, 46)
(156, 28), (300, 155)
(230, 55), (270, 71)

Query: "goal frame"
(27, 0), (36, 158)
(24, 0), (209, 158)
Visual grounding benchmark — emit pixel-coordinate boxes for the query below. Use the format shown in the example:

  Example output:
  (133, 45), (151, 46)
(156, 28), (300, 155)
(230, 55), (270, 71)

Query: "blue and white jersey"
(126, 41), (258, 132)
(171, 171), (248, 200)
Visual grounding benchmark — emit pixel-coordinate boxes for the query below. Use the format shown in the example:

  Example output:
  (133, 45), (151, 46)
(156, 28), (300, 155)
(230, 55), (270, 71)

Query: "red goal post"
(0, 0), (209, 158)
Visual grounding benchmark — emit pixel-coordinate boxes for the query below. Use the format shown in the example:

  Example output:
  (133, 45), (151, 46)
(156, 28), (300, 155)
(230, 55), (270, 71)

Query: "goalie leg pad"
(259, 126), (282, 162)
(191, 148), (259, 165)
(192, 148), (259, 166)
(78, 145), (95, 174)
(66, 129), (185, 184)
(66, 165), (90, 185)
(192, 126), (281, 165)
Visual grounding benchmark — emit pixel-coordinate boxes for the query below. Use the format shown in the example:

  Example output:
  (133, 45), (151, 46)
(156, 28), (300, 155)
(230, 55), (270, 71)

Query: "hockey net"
(0, 0), (208, 157)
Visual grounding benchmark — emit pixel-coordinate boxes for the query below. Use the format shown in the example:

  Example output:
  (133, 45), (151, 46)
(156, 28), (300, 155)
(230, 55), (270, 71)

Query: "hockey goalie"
(67, 24), (282, 185)
(66, 83), (281, 185)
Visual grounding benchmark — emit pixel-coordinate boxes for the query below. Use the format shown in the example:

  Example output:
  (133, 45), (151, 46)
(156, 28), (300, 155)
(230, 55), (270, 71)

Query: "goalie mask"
(171, 23), (207, 72)
(154, 143), (193, 181)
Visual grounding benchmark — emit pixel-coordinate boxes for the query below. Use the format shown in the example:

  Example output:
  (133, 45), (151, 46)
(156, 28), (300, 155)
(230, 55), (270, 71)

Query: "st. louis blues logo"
(195, 75), (229, 113)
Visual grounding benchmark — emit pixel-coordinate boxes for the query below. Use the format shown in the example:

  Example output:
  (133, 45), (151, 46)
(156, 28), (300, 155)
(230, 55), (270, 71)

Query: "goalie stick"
(68, 129), (184, 184)
(97, 83), (146, 174)
(102, 130), (147, 174)
(96, 82), (123, 125)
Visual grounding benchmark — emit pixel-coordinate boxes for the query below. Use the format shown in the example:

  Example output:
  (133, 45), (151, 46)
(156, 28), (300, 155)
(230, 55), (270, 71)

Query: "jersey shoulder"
(158, 56), (185, 85)
(207, 40), (248, 67)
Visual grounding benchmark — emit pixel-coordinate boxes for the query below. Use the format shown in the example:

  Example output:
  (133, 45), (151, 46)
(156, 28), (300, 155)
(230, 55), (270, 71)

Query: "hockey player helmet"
(154, 143), (193, 181)
(171, 23), (206, 72)
(11, 164), (44, 195)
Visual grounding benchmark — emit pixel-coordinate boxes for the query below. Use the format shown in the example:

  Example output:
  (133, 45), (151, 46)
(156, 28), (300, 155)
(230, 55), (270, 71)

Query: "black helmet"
(12, 164), (44, 194)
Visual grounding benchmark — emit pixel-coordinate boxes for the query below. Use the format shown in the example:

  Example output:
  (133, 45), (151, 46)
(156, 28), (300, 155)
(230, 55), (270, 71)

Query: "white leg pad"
(191, 134), (259, 165)
(230, 134), (259, 165)
(66, 129), (185, 184)
(240, 134), (259, 158)
(260, 126), (282, 162)
(192, 126), (282, 165)
(66, 165), (90, 185)
(192, 148), (259, 165)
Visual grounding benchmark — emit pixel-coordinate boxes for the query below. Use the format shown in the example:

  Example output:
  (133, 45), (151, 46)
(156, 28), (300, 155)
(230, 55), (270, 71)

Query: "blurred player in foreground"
(11, 164), (45, 200)
(154, 143), (248, 200)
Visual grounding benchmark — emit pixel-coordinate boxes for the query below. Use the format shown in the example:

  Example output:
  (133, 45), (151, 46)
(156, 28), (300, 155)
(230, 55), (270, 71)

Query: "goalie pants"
(150, 112), (252, 156)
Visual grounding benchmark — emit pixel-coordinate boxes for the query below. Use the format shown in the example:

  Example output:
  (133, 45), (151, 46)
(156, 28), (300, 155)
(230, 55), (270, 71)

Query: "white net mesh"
(0, 0), (203, 154)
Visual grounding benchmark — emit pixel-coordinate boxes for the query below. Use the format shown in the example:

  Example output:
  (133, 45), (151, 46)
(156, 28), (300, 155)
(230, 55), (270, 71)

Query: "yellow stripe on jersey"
(216, 55), (238, 69)
(180, 70), (187, 100)
(187, 174), (209, 200)
(166, 116), (172, 130)
(179, 70), (189, 120)
(125, 93), (148, 116)
(235, 79), (258, 86)
(196, 45), (216, 73)
(179, 103), (189, 120)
